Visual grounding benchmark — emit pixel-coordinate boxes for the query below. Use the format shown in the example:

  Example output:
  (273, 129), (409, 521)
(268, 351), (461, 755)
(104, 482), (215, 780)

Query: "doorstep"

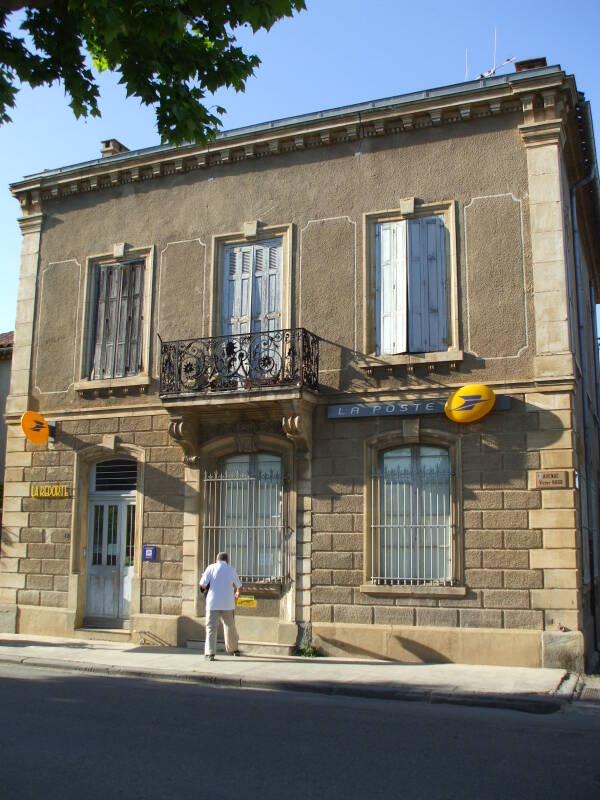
(186, 639), (296, 657)
(73, 628), (133, 644)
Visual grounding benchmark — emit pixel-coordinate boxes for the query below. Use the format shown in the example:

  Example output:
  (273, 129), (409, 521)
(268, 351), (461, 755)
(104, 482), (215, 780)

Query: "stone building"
(1, 60), (599, 670)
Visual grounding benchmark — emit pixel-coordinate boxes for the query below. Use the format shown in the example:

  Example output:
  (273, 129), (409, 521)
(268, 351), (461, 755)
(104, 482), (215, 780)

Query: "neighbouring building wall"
(0, 358), (11, 482)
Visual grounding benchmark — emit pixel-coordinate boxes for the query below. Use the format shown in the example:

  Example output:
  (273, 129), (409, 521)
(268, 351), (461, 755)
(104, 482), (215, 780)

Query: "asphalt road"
(1, 663), (599, 800)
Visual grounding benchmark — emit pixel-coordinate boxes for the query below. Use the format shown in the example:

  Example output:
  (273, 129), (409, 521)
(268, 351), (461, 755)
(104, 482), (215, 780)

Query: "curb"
(0, 654), (563, 714)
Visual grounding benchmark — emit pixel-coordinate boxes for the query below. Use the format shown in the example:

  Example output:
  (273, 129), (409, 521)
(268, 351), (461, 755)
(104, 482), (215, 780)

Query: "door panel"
(86, 499), (135, 621)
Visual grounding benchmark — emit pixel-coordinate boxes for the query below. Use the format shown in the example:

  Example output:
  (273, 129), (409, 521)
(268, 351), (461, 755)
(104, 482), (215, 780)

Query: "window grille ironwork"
(159, 328), (319, 396)
(202, 463), (290, 583)
(371, 446), (453, 585)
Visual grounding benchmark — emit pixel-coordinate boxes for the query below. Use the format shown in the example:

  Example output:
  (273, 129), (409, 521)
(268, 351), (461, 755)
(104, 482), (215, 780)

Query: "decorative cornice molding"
(9, 72), (577, 211)
(18, 212), (44, 235)
(519, 118), (567, 149)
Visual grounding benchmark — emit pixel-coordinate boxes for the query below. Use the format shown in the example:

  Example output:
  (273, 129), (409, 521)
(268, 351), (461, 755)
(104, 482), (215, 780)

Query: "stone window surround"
(68, 441), (146, 624)
(208, 223), (293, 336)
(360, 200), (462, 371)
(74, 244), (155, 394)
(360, 425), (466, 598)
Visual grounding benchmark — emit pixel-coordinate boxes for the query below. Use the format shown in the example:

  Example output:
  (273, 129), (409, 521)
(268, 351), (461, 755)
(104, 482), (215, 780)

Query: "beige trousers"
(205, 609), (239, 655)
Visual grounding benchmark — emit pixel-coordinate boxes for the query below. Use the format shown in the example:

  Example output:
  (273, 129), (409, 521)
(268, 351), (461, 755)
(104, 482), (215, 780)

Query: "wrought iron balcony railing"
(159, 328), (319, 396)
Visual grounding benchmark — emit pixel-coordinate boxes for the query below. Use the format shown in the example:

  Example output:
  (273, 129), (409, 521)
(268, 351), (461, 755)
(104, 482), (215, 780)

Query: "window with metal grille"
(90, 260), (144, 379)
(371, 445), (452, 585)
(202, 453), (289, 582)
(94, 459), (137, 493)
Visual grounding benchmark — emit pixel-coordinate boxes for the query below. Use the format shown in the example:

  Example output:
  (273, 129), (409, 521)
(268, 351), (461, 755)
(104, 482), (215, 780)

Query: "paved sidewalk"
(0, 633), (583, 713)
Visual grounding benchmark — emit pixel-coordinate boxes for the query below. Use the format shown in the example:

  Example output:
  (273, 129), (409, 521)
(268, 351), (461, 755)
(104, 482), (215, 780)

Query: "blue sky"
(1, 0), (599, 332)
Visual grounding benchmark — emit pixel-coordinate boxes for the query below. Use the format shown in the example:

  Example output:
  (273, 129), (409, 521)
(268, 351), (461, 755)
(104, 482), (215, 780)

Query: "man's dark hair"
(217, 552), (229, 563)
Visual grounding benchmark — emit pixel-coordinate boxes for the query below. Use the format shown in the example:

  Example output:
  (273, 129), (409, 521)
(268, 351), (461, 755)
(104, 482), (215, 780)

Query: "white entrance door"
(85, 499), (136, 622)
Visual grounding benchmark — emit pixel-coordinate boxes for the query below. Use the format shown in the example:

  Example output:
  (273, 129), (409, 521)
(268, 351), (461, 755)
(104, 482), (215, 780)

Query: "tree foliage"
(0, 1), (305, 143)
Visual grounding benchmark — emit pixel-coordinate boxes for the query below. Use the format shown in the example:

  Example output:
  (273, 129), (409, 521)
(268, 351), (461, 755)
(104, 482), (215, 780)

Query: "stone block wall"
(310, 392), (580, 632)
(0, 412), (184, 617)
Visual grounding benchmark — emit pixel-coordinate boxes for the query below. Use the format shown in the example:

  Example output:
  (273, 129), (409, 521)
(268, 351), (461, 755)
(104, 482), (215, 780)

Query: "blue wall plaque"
(143, 546), (157, 562)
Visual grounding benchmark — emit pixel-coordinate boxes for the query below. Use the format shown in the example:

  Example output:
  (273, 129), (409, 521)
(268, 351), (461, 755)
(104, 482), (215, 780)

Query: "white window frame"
(363, 201), (460, 364)
(75, 245), (154, 391)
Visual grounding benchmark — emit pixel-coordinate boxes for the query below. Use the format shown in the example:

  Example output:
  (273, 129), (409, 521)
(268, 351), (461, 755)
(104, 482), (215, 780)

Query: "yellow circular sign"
(444, 384), (496, 424)
(20, 410), (50, 444)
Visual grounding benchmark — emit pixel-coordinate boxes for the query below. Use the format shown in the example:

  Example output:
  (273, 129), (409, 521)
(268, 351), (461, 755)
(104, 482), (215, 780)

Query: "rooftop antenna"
(478, 27), (516, 78)
(465, 47), (469, 81)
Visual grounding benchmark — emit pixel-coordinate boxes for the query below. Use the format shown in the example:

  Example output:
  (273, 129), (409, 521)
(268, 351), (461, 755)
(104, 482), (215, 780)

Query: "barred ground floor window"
(371, 445), (453, 585)
(202, 452), (289, 583)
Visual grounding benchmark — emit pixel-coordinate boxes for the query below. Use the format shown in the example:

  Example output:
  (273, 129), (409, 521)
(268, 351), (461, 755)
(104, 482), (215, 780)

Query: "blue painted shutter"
(222, 244), (252, 337)
(407, 215), (447, 353)
(223, 240), (281, 337)
(252, 239), (282, 334)
(376, 222), (407, 355)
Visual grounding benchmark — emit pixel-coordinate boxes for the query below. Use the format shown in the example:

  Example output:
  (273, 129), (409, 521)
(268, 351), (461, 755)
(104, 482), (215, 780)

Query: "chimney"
(101, 139), (129, 158)
(514, 57), (547, 72)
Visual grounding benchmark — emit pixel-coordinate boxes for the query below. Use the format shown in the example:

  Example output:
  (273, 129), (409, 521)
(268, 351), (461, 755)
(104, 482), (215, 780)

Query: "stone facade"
(1, 62), (599, 669)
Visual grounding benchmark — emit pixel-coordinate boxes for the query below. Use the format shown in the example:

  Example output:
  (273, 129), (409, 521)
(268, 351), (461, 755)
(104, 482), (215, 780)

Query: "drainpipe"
(571, 154), (597, 637)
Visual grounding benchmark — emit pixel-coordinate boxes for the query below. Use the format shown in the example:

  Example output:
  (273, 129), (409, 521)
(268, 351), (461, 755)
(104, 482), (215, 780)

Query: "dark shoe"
(230, 650), (241, 657)
(205, 654), (215, 661)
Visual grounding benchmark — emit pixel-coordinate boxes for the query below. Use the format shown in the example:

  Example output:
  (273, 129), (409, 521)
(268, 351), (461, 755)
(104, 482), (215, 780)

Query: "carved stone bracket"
(168, 415), (201, 465)
(282, 402), (314, 452)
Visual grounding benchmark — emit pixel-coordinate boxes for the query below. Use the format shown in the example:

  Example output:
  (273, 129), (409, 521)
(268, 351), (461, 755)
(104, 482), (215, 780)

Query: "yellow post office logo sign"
(445, 384), (496, 424)
(20, 410), (51, 445)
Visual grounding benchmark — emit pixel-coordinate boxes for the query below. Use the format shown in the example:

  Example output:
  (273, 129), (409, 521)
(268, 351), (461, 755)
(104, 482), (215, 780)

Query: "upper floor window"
(90, 261), (144, 379)
(376, 215), (447, 355)
(222, 239), (282, 337)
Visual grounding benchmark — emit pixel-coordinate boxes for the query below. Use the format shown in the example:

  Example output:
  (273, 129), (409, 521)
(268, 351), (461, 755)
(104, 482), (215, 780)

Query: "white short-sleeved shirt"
(200, 561), (242, 611)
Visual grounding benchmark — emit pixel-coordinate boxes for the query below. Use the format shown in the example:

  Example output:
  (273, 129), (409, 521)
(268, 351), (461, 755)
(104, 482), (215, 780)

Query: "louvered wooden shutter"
(252, 239), (282, 334)
(222, 244), (252, 337)
(91, 262), (144, 379)
(407, 215), (447, 353)
(92, 265), (108, 378)
(376, 221), (407, 355)
(126, 263), (144, 375)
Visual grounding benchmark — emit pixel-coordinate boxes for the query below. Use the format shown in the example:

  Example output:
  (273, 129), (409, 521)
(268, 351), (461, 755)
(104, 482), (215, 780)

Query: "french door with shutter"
(222, 239), (282, 337)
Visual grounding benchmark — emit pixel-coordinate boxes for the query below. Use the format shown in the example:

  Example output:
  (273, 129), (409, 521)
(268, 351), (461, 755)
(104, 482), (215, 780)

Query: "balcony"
(159, 328), (320, 398)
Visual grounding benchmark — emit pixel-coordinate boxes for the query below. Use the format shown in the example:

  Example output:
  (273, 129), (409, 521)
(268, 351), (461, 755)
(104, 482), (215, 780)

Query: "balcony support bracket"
(282, 400), (314, 452)
(168, 414), (202, 465)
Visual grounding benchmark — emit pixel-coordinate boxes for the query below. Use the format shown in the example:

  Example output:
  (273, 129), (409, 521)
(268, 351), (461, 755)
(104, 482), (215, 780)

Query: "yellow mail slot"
(236, 595), (257, 608)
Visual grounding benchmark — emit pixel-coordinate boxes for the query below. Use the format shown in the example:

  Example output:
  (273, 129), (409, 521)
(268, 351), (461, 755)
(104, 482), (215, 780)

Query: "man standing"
(200, 552), (242, 661)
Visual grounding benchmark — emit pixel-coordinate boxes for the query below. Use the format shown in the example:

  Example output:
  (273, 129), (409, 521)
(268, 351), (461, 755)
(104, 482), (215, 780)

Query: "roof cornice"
(11, 66), (577, 215)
